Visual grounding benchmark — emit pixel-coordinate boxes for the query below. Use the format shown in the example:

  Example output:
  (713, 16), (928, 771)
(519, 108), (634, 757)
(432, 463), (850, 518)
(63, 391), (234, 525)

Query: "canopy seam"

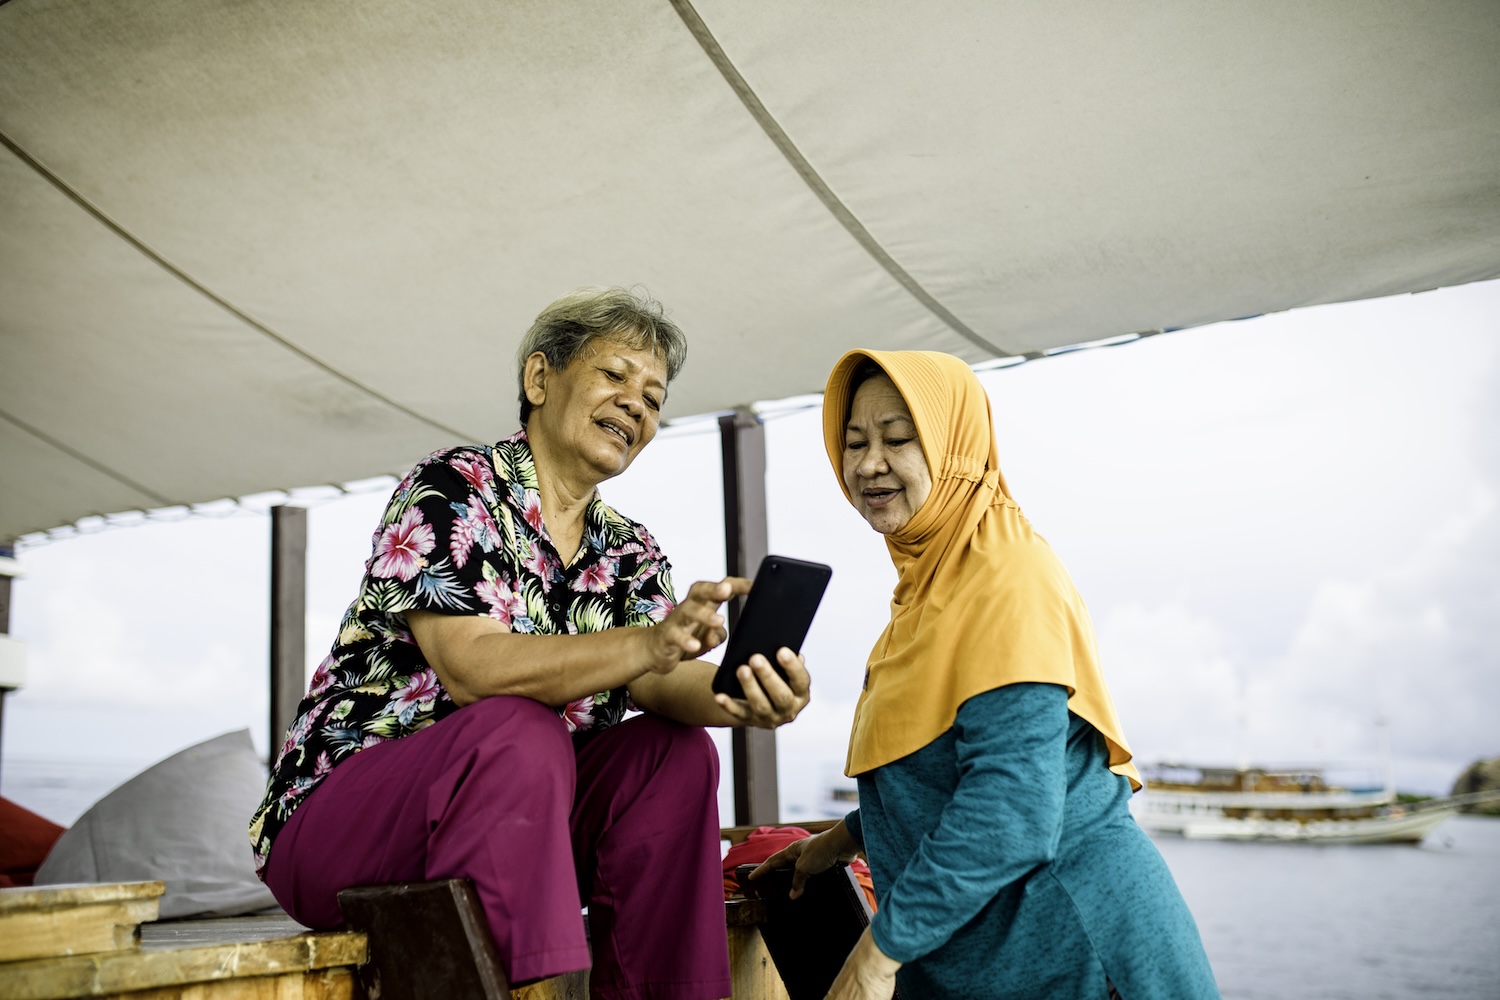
(668, 0), (1009, 359)
(0, 128), (476, 441)
(0, 406), (174, 508)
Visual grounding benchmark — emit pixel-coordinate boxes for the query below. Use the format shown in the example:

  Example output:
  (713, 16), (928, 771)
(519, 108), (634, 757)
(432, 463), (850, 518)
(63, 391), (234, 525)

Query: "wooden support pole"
(0, 546), (23, 790)
(0, 561), (11, 787)
(719, 408), (780, 826)
(270, 506), (307, 761)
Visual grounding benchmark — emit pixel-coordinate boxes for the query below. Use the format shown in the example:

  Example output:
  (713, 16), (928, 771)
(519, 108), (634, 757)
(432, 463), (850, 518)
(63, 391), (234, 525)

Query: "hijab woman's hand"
(825, 928), (901, 999)
(750, 821), (901, 997)
(748, 820), (859, 899)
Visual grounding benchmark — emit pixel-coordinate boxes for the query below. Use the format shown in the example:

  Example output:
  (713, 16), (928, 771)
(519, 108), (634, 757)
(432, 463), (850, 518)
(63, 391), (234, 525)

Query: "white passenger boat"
(1133, 763), (1494, 844)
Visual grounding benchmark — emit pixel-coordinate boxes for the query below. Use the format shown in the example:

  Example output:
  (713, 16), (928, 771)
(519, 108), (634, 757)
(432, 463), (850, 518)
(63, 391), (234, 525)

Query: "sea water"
(1154, 816), (1500, 1000)
(6, 762), (1498, 999)
(2, 757), (148, 827)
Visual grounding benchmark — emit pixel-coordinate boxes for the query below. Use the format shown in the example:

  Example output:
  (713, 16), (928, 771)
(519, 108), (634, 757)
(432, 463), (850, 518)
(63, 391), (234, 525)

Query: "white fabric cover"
(34, 730), (279, 919)
(2, 0), (1497, 541)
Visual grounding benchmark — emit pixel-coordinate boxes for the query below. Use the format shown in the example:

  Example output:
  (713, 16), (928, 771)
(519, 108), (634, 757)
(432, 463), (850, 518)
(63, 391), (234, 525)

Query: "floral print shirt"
(249, 430), (677, 875)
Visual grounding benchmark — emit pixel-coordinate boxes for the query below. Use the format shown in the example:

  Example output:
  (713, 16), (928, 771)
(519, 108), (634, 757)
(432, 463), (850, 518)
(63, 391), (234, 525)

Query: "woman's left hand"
(825, 927), (901, 999)
(750, 821), (858, 898)
(713, 647), (810, 728)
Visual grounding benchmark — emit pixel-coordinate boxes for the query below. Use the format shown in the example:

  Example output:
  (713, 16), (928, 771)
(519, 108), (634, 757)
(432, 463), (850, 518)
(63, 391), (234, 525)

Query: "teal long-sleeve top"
(844, 682), (1219, 999)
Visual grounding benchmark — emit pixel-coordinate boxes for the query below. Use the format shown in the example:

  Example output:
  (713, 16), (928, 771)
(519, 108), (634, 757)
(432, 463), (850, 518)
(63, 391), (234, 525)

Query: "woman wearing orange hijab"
(755, 351), (1218, 998)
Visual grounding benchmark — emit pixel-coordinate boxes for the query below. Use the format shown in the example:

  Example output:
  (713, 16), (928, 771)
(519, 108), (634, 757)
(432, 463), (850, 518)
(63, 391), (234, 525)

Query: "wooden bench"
(336, 880), (788, 1000)
(0, 821), (842, 999)
(0, 882), (365, 1000)
(0, 886), (789, 999)
(332, 823), (839, 998)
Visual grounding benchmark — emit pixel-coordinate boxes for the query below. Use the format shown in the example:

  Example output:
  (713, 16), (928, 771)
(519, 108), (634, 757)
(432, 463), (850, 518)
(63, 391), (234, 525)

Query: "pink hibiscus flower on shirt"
(476, 578), (524, 625)
(450, 455), (496, 500)
(521, 491), (545, 533)
(524, 542), (553, 581)
(372, 508), (435, 581)
(571, 559), (617, 594)
(308, 654), (338, 697)
(391, 668), (441, 720)
(640, 591), (675, 624)
(561, 696), (595, 733)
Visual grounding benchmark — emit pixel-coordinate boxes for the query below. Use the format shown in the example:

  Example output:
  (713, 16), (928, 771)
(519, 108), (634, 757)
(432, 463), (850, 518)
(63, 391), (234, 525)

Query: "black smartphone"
(711, 555), (833, 700)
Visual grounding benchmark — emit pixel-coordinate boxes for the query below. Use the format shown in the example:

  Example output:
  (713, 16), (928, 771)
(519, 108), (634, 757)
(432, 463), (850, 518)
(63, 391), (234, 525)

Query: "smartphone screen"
(711, 555), (833, 700)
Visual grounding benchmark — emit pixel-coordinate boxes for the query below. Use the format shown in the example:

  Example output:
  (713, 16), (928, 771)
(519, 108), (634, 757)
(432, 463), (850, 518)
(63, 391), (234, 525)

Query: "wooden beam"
(270, 506), (307, 762)
(0, 548), (15, 787)
(719, 409), (779, 826)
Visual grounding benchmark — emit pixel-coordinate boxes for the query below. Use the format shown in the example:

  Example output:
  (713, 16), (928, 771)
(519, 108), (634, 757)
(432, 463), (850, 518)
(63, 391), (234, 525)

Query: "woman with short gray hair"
(251, 287), (811, 997)
(515, 285), (688, 424)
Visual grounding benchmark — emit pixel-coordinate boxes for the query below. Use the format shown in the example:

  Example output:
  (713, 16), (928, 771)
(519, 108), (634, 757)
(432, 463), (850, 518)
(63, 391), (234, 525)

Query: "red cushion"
(722, 824), (877, 908)
(0, 796), (66, 886)
(724, 825), (811, 897)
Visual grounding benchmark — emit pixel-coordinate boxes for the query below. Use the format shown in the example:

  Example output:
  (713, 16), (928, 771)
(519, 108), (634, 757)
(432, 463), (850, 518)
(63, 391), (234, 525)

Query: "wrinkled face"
(842, 374), (933, 534)
(525, 337), (668, 482)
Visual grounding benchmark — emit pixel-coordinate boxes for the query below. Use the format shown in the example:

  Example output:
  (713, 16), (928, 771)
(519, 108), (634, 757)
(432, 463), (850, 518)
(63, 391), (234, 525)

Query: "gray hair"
(515, 287), (688, 424)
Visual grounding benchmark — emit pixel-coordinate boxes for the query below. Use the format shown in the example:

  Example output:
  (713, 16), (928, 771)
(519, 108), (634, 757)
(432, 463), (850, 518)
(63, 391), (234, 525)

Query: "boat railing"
(1142, 788), (1393, 809)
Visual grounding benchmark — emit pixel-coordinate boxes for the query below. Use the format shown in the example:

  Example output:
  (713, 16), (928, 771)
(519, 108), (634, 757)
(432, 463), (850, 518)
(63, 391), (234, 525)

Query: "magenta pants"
(263, 696), (731, 999)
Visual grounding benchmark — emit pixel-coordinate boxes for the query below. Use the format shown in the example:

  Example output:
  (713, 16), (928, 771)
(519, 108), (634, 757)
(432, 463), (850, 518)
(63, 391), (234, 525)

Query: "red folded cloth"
(722, 825), (877, 909)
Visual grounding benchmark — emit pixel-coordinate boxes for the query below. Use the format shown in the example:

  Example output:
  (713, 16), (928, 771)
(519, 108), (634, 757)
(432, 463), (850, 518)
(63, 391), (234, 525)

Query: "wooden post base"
(338, 880), (508, 1000)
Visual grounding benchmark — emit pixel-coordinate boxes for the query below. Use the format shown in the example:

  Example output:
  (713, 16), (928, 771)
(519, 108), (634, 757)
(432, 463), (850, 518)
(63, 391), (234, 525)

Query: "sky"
(3, 279), (1497, 826)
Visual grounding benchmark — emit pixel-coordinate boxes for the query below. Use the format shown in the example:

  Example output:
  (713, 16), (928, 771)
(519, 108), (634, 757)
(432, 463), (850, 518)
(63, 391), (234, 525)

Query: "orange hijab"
(823, 350), (1140, 788)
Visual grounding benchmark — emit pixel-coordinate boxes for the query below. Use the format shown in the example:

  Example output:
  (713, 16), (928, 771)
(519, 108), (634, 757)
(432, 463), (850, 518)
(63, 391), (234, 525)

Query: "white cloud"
(1239, 487), (1500, 792)
(6, 514), (273, 766)
(1099, 602), (1245, 764)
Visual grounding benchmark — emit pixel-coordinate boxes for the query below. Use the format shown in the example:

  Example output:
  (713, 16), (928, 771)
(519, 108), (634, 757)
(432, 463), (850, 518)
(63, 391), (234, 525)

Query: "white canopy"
(3, 0), (1498, 543)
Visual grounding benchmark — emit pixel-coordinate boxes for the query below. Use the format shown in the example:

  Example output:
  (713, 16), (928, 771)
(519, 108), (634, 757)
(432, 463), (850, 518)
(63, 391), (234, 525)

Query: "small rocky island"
(1451, 756), (1500, 815)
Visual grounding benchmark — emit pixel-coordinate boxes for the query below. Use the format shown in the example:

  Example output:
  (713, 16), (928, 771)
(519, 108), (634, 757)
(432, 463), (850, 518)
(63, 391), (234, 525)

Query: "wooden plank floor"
(0, 914), (365, 1000)
(139, 915), (324, 948)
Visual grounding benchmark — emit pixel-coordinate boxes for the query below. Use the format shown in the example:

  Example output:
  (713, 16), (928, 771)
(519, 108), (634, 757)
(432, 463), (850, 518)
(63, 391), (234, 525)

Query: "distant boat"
(800, 780), (859, 824)
(1133, 763), (1500, 844)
